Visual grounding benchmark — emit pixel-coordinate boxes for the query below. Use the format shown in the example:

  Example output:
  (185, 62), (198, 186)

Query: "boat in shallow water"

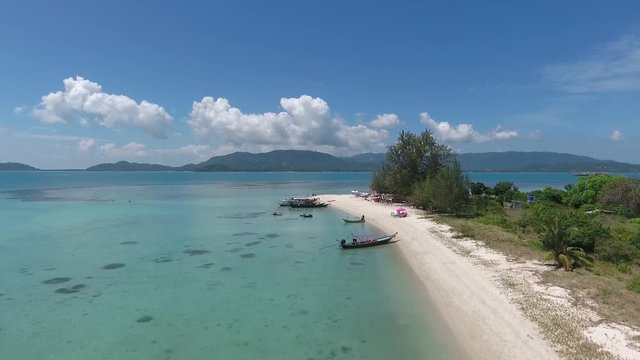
(339, 232), (397, 249)
(343, 216), (365, 223)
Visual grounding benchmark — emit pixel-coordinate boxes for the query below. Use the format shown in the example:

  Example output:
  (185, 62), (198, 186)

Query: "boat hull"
(339, 233), (397, 249)
(343, 218), (365, 223)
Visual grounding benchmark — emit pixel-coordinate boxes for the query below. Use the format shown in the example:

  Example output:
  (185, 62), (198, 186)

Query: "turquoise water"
(3, 170), (638, 359)
(0, 172), (455, 360)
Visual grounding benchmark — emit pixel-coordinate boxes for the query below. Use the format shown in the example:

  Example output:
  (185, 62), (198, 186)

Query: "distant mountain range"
(3, 150), (640, 172)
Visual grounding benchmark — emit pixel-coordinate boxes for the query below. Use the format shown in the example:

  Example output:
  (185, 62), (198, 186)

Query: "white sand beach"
(321, 194), (640, 360)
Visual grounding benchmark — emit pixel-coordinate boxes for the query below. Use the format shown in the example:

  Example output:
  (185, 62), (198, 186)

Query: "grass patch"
(434, 215), (545, 260)
(436, 213), (640, 332)
(628, 276), (640, 294)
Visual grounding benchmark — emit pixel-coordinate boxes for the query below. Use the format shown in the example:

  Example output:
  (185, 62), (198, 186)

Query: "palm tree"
(536, 206), (594, 271)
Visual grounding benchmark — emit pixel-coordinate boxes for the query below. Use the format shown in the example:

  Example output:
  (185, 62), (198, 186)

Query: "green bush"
(617, 262), (631, 273)
(565, 174), (623, 208)
(628, 277), (640, 294)
(596, 226), (640, 263)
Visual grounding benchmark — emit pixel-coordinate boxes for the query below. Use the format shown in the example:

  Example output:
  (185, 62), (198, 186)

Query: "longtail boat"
(343, 216), (365, 223)
(339, 233), (397, 249)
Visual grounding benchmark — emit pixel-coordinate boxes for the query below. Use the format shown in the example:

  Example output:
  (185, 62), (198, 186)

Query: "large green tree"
(598, 178), (640, 217)
(565, 174), (623, 208)
(371, 130), (453, 198)
(411, 162), (469, 214)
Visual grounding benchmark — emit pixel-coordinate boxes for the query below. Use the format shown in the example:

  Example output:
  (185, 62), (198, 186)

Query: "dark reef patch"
(244, 241), (261, 247)
(217, 212), (264, 219)
(265, 233), (280, 239)
(103, 263), (125, 270)
(227, 247), (243, 253)
(44, 267), (56, 271)
(137, 315), (153, 323)
(239, 253), (256, 259)
(152, 256), (173, 263)
(198, 263), (215, 269)
(350, 261), (365, 266)
(232, 232), (258, 237)
(43, 277), (71, 284)
(55, 288), (78, 294)
(220, 266), (232, 271)
(184, 249), (210, 256)
(71, 284), (86, 290)
(120, 241), (138, 245)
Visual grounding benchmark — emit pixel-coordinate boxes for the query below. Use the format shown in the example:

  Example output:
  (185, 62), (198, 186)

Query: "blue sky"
(1, 0), (640, 168)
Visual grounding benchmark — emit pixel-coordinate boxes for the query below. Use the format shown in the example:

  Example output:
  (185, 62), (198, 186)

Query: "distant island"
(3, 150), (640, 172)
(0, 162), (39, 171)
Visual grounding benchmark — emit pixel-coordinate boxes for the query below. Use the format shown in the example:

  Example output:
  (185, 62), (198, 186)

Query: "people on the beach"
(361, 215), (365, 221)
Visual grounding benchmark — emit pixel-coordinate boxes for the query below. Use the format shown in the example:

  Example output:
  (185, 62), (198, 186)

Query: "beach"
(322, 194), (640, 360)
(322, 194), (562, 359)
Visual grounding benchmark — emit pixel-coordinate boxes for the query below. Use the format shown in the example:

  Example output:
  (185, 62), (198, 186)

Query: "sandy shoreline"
(322, 194), (558, 359)
(321, 194), (640, 360)
(321, 195), (640, 360)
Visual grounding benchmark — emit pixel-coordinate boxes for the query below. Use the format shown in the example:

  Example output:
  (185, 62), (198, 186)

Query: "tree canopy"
(371, 130), (454, 198)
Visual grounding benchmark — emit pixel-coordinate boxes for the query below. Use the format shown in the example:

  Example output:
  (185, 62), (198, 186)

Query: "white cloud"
(187, 95), (389, 154)
(32, 76), (172, 138)
(544, 32), (640, 93)
(610, 129), (624, 141)
(13, 106), (25, 115)
(369, 113), (400, 129)
(77, 138), (96, 152)
(99, 142), (147, 158)
(420, 112), (518, 143)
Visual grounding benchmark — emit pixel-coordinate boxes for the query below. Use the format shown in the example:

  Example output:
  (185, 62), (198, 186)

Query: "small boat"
(300, 213), (313, 218)
(273, 211), (283, 216)
(343, 216), (365, 223)
(339, 233), (397, 249)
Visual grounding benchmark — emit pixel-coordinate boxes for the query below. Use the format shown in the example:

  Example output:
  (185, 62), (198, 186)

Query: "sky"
(1, 0), (640, 169)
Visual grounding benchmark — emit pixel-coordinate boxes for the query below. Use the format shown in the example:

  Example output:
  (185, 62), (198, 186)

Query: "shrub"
(595, 226), (640, 264)
(628, 277), (640, 294)
(565, 174), (623, 208)
(617, 262), (630, 273)
(598, 178), (640, 217)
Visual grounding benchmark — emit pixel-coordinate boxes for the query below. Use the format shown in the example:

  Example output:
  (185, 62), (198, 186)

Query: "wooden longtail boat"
(342, 217), (365, 223)
(339, 233), (397, 249)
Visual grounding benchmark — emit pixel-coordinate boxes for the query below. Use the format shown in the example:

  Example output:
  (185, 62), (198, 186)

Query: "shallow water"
(0, 173), (456, 359)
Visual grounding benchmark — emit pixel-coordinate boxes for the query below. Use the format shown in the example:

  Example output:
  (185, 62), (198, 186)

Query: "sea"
(0, 171), (637, 360)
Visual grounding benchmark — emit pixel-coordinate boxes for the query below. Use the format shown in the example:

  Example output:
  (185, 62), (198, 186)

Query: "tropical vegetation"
(372, 130), (640, 277)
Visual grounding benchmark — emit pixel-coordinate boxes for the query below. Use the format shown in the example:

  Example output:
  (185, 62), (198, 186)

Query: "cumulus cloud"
(544, 32), (640, 93)
(420, 112), (517, 143)
(610, 129), (624, 141)
(187, 95), (389, 154)
(77, 138), (96, 152)
(13, 106), (25, 115)
(32, 76), (172, 138)
(99, 142), (147, 158)
(369, 113), (400, 129)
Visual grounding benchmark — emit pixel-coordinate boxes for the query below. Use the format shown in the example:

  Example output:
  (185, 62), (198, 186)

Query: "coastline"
(321, 194), (559, 359)
(323, 194), (640, 359)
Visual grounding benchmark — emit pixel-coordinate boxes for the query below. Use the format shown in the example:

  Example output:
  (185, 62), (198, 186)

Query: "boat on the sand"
(339, 233), (397, 249)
